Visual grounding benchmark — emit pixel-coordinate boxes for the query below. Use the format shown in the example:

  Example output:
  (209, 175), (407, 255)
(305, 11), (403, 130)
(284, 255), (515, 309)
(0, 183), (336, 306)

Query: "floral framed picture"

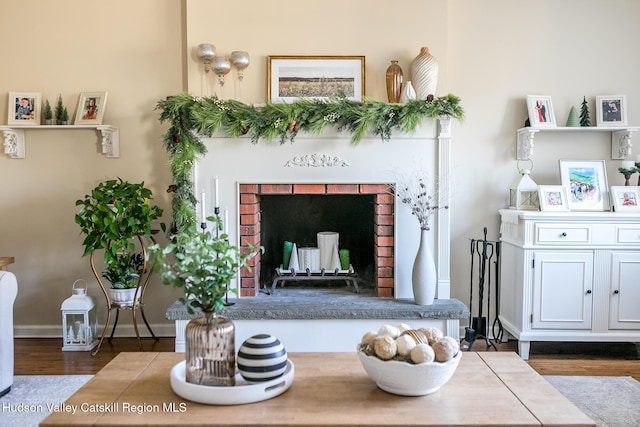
(596, 95), (627, 126)
(7, 91), (41, 125)
(74, 91), (108, 125)
(267, 55), (365, 102)
(526, 95), (556, 127)
(610, 186), (640, 212)
(559, 159), (610, 211)
(538, 185), (569, 211)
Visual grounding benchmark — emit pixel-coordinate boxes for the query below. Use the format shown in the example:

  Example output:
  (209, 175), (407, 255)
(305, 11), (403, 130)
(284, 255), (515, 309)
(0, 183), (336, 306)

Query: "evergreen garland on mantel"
(156, 92), (464, 234)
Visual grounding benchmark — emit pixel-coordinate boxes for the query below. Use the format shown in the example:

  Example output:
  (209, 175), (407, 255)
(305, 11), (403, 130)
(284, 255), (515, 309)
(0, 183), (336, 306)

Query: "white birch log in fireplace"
(317, 231), (340, 270)
(193, 118), (452, 300)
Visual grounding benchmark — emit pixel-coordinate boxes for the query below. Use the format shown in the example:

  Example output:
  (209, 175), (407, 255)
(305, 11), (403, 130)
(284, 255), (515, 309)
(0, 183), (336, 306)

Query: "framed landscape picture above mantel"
(7, 91), (41, 125)
(559, 159), (610, 211)
(267, 55), (365, 103)
(596, 94), (627, 126)
(526, 95), (556, 127)
(74, 91), (108, 125)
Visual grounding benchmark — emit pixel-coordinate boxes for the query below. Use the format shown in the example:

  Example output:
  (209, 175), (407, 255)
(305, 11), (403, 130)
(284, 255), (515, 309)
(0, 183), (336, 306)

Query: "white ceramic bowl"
(357, 347), (461, 396)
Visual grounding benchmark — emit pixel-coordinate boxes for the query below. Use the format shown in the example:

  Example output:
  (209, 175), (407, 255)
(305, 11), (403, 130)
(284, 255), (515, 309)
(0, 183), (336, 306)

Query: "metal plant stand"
(90, 232), (158, 356)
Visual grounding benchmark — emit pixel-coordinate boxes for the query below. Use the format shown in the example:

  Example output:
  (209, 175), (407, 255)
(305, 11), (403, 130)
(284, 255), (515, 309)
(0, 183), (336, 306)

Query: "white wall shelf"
(0, 125), (119, 159)
(516, 126), (639, 160)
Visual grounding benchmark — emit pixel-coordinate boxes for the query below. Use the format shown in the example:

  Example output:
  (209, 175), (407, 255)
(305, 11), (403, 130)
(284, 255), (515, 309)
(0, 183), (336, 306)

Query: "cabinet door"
(532, 251), (593, 330)
(609, 251), (640, 329)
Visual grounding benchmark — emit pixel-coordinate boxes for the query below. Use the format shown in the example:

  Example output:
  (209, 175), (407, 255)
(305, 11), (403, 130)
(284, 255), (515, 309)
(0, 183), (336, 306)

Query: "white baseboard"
(14, 323), (176, 338)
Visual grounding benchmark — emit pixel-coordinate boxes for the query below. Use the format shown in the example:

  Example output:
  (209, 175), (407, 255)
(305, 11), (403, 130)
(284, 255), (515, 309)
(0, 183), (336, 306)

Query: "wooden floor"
(13, 337), (640, 380)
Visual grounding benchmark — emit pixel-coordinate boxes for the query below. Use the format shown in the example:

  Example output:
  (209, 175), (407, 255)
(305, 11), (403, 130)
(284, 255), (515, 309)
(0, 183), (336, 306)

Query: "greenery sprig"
(156, 93), (463, 234)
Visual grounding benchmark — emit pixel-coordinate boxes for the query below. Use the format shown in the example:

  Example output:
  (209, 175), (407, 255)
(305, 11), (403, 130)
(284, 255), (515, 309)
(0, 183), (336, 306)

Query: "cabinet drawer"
(616, 226), (640, 244)
(534, 224), (591, 245)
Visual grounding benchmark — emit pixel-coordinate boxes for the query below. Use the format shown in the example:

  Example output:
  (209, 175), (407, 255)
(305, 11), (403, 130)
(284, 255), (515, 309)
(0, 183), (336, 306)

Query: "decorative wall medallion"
(284, 153), (349, 167)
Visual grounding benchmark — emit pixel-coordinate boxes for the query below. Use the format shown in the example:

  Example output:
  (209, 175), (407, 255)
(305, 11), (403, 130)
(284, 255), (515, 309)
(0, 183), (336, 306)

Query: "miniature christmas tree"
(55, 94), (65, 124)
(43, 99), (53, 124)
(579, 96), (591, 127)
(566, 106), (579, 127)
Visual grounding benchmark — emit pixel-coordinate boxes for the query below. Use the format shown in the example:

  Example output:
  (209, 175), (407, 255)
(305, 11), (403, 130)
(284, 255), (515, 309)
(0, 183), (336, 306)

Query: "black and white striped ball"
(237, 334), (287, 382)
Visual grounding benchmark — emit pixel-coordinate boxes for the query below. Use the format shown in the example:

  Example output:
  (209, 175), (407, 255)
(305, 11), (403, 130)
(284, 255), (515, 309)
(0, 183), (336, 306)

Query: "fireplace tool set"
(463, 227), (502, 350)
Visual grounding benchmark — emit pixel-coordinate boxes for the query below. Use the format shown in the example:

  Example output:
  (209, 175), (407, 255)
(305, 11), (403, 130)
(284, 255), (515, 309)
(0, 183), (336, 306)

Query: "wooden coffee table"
(42, 351), (595, 426)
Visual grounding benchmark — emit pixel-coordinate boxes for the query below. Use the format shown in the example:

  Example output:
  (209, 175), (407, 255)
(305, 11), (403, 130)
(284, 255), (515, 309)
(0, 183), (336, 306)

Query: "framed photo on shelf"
(526, 95), (556, 127)
(596, 95), (627, 126)
(559, 159), (610, 211)
(610, 186), (640, 212)
(538, 185), (569, 211)
(74, 91), (108, 125)
(7, 91), (41, 125)
(267, 55), (365, 102)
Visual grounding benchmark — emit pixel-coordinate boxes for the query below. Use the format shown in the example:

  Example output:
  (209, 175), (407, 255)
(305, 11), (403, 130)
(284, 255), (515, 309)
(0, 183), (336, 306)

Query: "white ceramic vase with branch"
(391, 172), (448, 305)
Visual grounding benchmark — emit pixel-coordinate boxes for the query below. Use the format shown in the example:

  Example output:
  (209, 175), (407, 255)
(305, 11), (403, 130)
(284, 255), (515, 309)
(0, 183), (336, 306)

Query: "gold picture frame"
(267, 55), (365, 103)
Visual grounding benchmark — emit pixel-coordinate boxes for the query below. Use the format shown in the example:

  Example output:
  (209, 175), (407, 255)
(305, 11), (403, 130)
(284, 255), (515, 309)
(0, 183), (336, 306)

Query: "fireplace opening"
(259, 194), (376, 289)
(238, 183), (394, 297)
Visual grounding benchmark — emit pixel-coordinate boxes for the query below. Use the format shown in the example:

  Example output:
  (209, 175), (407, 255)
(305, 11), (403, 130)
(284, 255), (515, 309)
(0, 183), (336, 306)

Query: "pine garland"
(156, 93), (464, 234)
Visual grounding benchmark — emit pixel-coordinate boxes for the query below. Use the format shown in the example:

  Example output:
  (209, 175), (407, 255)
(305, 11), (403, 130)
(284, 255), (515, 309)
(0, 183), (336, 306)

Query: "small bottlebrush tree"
(580, 96), (591, 127)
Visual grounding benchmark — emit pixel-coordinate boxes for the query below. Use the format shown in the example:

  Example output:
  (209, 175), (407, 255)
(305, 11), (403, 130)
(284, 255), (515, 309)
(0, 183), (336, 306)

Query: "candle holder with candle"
(619, 161), (638, 186)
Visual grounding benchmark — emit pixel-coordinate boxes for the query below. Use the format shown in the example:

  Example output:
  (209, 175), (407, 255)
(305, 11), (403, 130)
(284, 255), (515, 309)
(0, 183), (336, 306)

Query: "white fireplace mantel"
(194, 118), (452, 300)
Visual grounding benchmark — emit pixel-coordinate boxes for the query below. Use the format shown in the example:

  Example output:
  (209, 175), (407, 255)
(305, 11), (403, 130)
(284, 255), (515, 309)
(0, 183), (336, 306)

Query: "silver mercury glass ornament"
(230, 51), (250, 81)
(213, 56), (231, 86)
(197, 43), (216, 73)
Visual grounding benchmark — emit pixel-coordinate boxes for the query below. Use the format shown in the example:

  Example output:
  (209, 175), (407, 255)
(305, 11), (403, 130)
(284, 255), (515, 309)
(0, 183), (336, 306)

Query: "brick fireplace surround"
(238, 183), (394, 297)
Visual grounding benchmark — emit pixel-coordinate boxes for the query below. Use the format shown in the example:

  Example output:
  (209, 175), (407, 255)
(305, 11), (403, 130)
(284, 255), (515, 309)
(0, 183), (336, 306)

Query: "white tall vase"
(412, 229), (437, 305)
(410, 47), (438, 100)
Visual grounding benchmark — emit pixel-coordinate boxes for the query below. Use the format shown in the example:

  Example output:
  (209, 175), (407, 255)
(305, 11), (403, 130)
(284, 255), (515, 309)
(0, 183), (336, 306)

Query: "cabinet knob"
(560, 232), (567, 237)
(614, 289), (620, 294)
(586, 289), (592, 294)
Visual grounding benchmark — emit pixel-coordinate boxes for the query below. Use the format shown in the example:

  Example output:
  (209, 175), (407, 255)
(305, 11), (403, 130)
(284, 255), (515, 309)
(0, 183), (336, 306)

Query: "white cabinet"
(499, 209), (640, 359)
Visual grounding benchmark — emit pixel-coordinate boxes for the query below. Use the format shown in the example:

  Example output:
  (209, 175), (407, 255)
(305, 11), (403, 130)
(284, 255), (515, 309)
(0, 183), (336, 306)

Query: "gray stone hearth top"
(165, 286), (469, 321)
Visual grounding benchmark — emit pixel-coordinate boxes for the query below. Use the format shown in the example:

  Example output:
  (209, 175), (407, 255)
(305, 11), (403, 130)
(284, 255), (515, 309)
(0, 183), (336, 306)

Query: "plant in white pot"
(75, 178), (164, 306)
(148, 216), (261, 386)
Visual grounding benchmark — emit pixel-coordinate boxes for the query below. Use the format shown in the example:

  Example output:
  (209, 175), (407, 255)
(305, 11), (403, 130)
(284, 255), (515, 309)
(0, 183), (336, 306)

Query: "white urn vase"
(400, 80), (416, 104)
(412, 229), (437, 305)
(410, 47), (438, 100)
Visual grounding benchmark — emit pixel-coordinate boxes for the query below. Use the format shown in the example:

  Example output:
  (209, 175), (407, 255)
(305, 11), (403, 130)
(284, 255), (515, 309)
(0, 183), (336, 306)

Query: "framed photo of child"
(610, 186), (640, 212)
(7, 91), (41, 125)
(538, 185), (569, 211)
(74, 91), (108, 125)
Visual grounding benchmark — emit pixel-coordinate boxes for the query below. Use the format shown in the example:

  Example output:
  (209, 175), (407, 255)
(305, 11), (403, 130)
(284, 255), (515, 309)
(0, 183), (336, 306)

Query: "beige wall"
(2, 0), (640, 335)
(0, 0), (184, 335)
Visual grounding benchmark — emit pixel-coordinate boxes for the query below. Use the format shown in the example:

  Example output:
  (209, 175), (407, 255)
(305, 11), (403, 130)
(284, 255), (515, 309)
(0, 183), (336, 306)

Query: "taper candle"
(224, 208), (228, 235)
(201, 190), (206, 221)
(214, 177), (219, 208)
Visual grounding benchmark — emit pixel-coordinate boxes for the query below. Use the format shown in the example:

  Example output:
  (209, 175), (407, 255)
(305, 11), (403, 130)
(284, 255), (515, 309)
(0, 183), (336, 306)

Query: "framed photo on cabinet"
(610, 186), (640, 212)
(538, 185), (569, 211)
(7, 91), (40, 125)
(267, 55), (365, 103)
(596, 95), (627, 126)
(526, 95), (556, 127)
(559, 159), (610, 211)
(74, 91), (108, 125)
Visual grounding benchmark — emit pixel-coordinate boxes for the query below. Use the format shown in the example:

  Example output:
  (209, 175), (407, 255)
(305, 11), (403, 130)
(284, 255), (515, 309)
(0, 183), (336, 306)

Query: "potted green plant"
(148, 217), (261, 386)
(75, 178), (164, 305)
(55, 94), (68, 125)
(43, 99), (53, 125)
